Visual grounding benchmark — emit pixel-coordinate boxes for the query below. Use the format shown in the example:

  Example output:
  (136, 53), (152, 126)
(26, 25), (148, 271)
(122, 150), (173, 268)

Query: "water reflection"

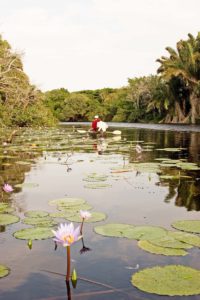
(0, 124), (200, 300)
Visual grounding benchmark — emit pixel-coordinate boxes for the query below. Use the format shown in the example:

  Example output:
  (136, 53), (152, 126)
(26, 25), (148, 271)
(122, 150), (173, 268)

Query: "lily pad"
(13, 227), (54, 240)
(22, 216), (57, 227)
(0, 265), (10, 278)
(48, 197), (86, 207)
(138, 240), (188, 256)
(0, 214), (20, 226)
(24, 210), (49, 218)
(168, 231), (200, 247)
(15, 183), (39, 188)
(149, 236), (193, 249)
(58, 203), (93, 212)
(123, 226), (167, 241)
(84, 183), (112, 189)
(172, 220), (200, 233)
(0, 203), (15, 213)
(131, 265), (200, 296)
(94, 223), (135, 237)
(66, 211), (107, 223)
(49, 211), (76, 218)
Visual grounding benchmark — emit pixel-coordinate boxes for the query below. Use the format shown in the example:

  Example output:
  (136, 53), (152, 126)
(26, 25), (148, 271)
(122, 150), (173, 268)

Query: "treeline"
(1, 32), (200, 127)
(0, 35), (56, 127)
(44, 32), (200, 124)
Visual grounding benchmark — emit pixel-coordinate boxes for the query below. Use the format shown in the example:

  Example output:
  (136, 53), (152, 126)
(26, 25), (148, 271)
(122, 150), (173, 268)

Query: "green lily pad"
(168, 231), (200, 247)
(138, 240), (188, 256)
(123, 226), (167, 241)
(84, 183), (112, 189)
(131, 265), (200, 296)
(48, 198), (86, 207)
(94, 223), (135, 237)
(24, 210), (49, 218)
(22, 216), (57, 227)
(15, 183), (39, 188)
(58, 203), (93, 212)
(82, 173), (108, 182)
(0, 203), (15, 213)
(49, 211), (76, 219)
(66, 211), (107, 223)
(0, 214), (20, 226)
(149, 236), (193, 249)
(172, 220), (200, 233)
(13, 227), (54, 240)
(0, 265), (10, 278)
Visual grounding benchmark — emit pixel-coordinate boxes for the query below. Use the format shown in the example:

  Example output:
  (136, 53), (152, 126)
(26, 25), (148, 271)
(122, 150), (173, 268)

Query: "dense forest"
(1, 32), (200, 127)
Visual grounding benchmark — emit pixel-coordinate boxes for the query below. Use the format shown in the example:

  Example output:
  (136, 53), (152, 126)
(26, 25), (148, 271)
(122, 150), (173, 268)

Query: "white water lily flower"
(52, 223), (82, 247)
(80, 210), (92, 220)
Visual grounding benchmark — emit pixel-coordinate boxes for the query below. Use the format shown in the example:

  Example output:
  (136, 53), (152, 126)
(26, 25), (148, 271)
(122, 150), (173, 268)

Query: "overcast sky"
(0, 0), (200, 92)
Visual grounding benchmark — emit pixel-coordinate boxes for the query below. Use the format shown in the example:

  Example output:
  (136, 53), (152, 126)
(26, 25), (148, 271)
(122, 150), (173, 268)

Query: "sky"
(0, 0), (200, 92)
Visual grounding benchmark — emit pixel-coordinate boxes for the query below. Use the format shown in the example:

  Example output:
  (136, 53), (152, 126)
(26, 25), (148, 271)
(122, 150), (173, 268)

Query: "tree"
(156, 32), (200, 124)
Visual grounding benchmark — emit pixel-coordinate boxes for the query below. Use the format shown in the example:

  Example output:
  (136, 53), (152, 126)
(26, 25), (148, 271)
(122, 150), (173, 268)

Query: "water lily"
(52, 223), (82, 283)
(80, 210), (91, 234)
(3, 183), (13, 193)
(52, 223), (81, 247)
(80, 210), (91, 220)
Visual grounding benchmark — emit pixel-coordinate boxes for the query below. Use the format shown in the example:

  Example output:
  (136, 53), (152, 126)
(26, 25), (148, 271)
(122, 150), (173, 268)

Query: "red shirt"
(92, 118), (101, 131)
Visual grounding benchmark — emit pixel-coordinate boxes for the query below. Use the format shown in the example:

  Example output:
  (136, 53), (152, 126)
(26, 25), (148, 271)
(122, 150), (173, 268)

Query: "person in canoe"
(91, 115), (101, 132)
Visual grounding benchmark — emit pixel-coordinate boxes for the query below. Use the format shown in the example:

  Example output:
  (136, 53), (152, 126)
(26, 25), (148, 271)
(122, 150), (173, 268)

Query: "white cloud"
(0, 0), (200, 91)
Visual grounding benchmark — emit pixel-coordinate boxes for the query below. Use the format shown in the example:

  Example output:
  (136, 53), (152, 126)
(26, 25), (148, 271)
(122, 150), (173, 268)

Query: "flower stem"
(80, 219), (84, 235)
(66, 246), (71, 282)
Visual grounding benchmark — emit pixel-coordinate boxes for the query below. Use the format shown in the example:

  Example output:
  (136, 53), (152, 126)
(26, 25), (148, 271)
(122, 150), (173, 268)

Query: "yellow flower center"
(62, 234), (74, 245)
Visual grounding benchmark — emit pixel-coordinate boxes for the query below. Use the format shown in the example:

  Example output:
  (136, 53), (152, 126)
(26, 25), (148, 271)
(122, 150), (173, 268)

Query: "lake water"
(0, 123), (200, 300)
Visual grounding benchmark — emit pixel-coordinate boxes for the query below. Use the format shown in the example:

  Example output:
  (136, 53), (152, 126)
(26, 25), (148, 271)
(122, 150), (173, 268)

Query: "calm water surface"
(0, 123), (200, 300)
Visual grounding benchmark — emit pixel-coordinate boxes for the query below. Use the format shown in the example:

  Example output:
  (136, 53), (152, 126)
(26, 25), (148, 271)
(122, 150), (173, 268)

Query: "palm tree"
(156, 33), (200, 124)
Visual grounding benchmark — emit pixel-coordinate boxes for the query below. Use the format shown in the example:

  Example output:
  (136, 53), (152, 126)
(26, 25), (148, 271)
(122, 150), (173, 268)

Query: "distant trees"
(0, 35), (55, 126)
(1, 32), (200, 126)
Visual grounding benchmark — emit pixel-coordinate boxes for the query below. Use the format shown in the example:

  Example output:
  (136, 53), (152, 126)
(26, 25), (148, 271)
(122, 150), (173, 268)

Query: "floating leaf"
(172, 220), (200, 234)
(24, 210), (49, 218)
(123, 226), (167, 241)
(84, 183), (112, 189)
(0, 214), (19, 226)
(132, 265), (200, 296)
(149, 235), (193, 249)
(66, 211), (106, 223)
(15, 183), (39, 188)
(0, 265), (10, 278)
(138, 240), (188, 256)
(168, 231), (200, 247)
(58, 203), (93, 212)
(0, 203), (15, 213)
(13, 227), (54, 240)
(48, 198), (86, 207)
(22, 216), (57, 227)
(94, 223), (135, 237)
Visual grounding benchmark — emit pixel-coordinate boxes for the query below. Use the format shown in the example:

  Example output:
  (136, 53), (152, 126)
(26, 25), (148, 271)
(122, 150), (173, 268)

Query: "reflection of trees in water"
(175, 179), (200, 211)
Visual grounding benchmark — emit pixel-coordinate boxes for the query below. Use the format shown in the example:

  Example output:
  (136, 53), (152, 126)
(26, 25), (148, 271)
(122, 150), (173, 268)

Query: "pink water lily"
(3, 183), (13, 193)
(52, 223), (82, 247)
(80, 210), (91, 220)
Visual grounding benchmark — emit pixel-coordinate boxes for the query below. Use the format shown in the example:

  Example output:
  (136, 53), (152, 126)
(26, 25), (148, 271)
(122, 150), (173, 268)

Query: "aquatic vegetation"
(67, 211), (106, 223)
(0, 214), (19, 226)
(49, 197), (86, 207)
(94, 223), (135, 237)
(52, 222), (82, 282)
(131, 265), (200, 296)
(52, 222), (81, 247)
(15, 182), (39, 188)
(0, 265), (10, 278)
(171, 220), (200, 233)
(138, 240), (188, 256)
(2, 183), (13, 193)
(24, 210), (49, 218)
(84, 183), (112, 189)
(149, 235), (193, 249)
(13, 227), (54, 240)
(22, 216), (57, 227)
(123, 225), (167, 241)
(167, 231), (200, 247)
